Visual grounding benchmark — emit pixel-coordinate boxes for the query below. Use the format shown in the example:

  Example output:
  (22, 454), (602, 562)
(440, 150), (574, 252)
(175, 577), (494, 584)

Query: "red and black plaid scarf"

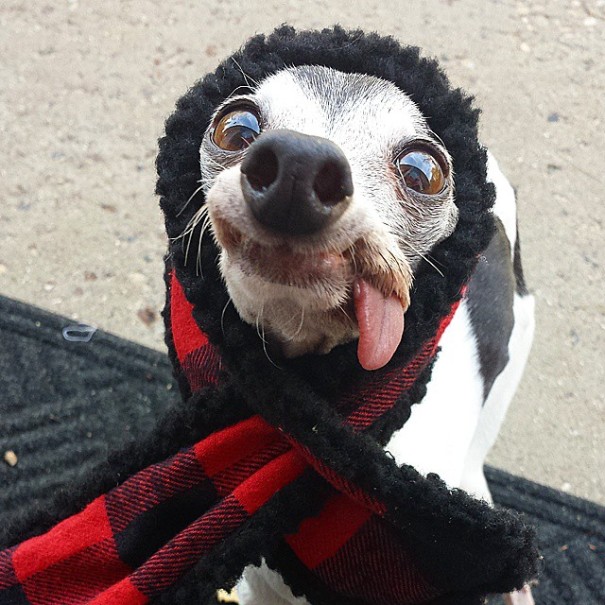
(0, 26), (539, 605)
(0, 274), (536, 605)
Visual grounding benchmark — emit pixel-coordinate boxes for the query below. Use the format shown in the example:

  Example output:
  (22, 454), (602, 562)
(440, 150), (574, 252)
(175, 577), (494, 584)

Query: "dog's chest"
(386, 299), (486, 486)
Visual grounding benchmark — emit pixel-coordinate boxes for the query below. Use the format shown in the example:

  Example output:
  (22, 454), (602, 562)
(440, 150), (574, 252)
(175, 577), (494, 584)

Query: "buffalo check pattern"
(0, 275), (459, 605)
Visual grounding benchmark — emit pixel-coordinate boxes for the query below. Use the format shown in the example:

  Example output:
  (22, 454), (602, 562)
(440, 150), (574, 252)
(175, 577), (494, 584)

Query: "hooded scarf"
(0, 26), (539, 605)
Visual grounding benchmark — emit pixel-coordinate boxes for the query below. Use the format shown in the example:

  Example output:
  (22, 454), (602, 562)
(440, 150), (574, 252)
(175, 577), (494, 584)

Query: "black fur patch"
(513, 224), (530, 296)
(467, 219), (515, 400)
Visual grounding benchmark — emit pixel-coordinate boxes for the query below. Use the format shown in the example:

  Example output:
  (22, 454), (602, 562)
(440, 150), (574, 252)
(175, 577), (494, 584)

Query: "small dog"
(196, 65), (535, 605)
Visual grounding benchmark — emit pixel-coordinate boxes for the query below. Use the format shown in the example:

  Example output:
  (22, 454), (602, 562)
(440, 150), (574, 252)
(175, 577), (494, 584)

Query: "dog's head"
(194, 66), (457, 369)
(158, 26), (494, 374)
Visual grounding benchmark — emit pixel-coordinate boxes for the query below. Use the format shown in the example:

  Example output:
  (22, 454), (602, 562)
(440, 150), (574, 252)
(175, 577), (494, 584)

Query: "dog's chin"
(219, 246), (359, 357)
(228, 244), (353, 304)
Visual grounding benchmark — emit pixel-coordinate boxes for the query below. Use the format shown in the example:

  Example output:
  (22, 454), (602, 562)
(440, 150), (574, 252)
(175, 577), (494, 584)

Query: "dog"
(194, 65), (535, 605)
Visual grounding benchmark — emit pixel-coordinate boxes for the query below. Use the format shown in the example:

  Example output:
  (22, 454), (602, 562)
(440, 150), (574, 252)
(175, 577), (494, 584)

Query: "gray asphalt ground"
(1, 1), (604, 504)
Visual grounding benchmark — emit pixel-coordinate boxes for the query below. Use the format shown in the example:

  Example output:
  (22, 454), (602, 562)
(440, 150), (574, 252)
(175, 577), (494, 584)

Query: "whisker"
(398, 240), (444, 277)
(378, 249), (411, 292)
(196, 222), (204, 276)
(280, 305), (302, 334)
(195, 212), (214, 276)
(383, 248), (409, 276)
(231, 57), (260, 88)
(176, 205), (213, 268)
(226, 84), (254, 98)
(255, 303), (281, 369)
(184, 226), (195, 266)
(171, 203), (208, 244)
(292, 306), (306, 339)
(220, 298), (232, 336)
(255, 304), (265, 343)
(283, 306), (306, 342)
(350, 252), (358, 277)
(176, 182), (205, 217)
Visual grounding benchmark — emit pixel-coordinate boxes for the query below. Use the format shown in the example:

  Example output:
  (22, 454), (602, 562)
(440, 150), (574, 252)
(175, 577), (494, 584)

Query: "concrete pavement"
(1, 0), (603, 503)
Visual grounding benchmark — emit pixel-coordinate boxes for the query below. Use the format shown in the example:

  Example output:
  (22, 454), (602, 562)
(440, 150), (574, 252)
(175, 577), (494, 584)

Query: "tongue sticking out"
(353, 278), (405, 371)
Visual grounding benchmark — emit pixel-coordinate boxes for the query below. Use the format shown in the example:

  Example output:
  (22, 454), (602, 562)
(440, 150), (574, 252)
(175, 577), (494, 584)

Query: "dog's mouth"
(213, 216), (412, 370)
(244, 241), (350, 287)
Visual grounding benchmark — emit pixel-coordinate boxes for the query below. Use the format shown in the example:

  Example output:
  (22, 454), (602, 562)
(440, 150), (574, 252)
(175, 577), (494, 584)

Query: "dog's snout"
(240, 129), (353, 236)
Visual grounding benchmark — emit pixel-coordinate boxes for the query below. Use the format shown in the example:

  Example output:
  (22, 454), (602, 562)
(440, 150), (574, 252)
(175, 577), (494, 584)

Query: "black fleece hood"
(157, 24), (496, 400)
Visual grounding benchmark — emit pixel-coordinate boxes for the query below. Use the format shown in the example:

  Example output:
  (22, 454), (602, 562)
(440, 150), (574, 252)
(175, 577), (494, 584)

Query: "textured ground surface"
(1, 1), (604, 504)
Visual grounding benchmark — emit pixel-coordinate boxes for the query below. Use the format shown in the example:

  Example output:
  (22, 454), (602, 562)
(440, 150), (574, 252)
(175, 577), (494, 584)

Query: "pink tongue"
(353, 278), (405, 371)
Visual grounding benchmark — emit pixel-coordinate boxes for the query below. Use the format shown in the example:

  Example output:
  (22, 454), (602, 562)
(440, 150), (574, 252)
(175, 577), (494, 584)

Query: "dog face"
(194, 66), (458, 368)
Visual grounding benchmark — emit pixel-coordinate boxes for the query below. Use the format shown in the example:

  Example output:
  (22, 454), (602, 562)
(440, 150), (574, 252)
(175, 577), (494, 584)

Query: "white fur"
(386, 299), (485, 489)
(460, 292), (535, 500)
(238, 561), (311, 605)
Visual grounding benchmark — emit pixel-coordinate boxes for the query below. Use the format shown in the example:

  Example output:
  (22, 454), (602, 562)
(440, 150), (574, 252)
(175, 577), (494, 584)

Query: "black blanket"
(0, 295), (603, 604)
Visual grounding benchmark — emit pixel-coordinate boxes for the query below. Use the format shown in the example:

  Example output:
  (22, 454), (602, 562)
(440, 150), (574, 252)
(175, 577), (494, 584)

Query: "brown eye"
(212, 107), (261, 152)
(395, 149), (447, 195)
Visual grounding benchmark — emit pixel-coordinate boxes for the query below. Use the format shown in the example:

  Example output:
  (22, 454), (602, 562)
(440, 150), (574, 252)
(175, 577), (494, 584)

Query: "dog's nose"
(240, 129), (353, 236)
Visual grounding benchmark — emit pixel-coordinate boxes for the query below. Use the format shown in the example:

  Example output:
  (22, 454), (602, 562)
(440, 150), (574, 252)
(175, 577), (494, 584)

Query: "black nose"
(240, 129), (354, 236)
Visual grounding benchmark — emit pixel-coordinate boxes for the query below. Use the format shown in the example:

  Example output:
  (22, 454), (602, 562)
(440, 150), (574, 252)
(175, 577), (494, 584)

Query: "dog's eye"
(395, 149), (446, 195)
(212, 107), (261, 152)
